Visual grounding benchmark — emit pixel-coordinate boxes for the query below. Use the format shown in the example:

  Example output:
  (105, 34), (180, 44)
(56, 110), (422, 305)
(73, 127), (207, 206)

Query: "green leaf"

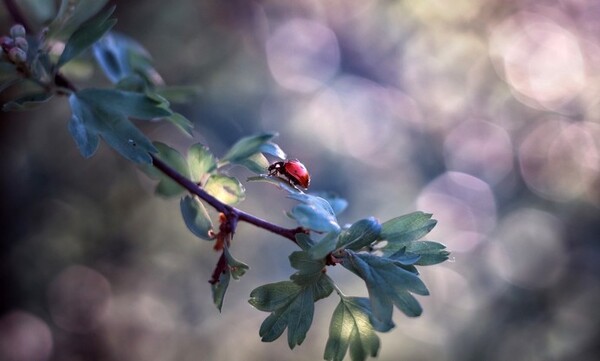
(76, 88), (171, 119)
(57, 5), (117, 67)
(259, 142), (286, 159)
(295, 233), (315, 251)
(379, 212), (437, 257)
(308, 231), (340, 260)
(187, 143), (217, 182)
(337, 218), (381, 251)
(249, 277), (333, 349)
(289, 251), (325, 285)
(68, 89), (173, 162)
(404, 241), (450, 266)
(166, 112), (194, 137)
(237, 152), (270, 174)
(260, 288), (313, 348)
(204, 175), (245, 205)
(68, 105), (99, 157)
(115, 74), (147, 92)
(155, 85), (202, 103)
(247, 174), (301, 194)
(69, 92), (159, 163)
(221, 132), (277, 163)
(211, 247), (249, 312)
(48, 0), (110, 41)
(341, 250), (429, 331)
(380, 212), (436, 242)
(223, 246), (249, 280)
(310, 192), (348, 216)
(152, 142), (190, 196)
(288, 193), (340, 233)
(180, 195), (213, 240)
(3, 92), (54, 111)
(212, 268), (230, 312)
(291, 204), (340, 233)
(324, 297), (380, 361)
(93, 32), (162, 85)
(249, 281), (304, 312)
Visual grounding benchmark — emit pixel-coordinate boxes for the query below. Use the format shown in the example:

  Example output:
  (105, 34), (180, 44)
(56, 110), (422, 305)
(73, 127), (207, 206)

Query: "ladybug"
(268, 159), (311, 189)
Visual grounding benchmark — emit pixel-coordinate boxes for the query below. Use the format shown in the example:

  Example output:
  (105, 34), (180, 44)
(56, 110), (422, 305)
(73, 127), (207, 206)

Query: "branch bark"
(151, 155), (300, 243)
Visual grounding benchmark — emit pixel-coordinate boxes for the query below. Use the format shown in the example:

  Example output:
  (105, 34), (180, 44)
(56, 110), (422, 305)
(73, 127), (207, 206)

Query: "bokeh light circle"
(291, 76), (413, 165)
(266, 18), (340, 93)
(488, 208), (566, 289)
(519, 119), (600, 203)
(0, 311), (53, 361)
(417, 172), (496, 252)
(47, 265), (112, 333)
(444, 120), (514, 185)
(489, 12), (586, 110)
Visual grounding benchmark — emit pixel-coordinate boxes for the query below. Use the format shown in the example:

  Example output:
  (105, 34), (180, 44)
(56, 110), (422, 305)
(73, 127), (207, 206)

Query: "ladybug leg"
(285, 178), (304, 192)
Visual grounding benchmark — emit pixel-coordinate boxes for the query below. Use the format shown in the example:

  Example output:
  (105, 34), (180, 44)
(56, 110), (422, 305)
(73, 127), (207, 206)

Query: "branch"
(151, 155), (301, 243)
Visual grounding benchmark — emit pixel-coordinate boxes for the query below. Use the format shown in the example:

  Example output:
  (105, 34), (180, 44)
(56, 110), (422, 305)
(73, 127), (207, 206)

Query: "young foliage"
(47, 0), (110, 41)
(311, 191), (349, 216)
(289, 249), (327, 285)
(68, 89), (171, 163)
(306, 232), (340, 260)
(204, 174), (245, 205)
(324, 296), (380, 361)
(188, 143), (217, 182)
(93, 31), (163, 86)
(221, 132), (279, 164)
(378, 212), (449, 265)
(180, 195), (214, 240)
(57, 5), (116, 68)
(336, 217), (381, 251)
(151, 142), (191, 196)
(3, 92), (53, 111)
(212, 246), (249, 311)
(340, 249), (428, 331)
(287, 193), (341, 233)
(249, 276), (333, 349)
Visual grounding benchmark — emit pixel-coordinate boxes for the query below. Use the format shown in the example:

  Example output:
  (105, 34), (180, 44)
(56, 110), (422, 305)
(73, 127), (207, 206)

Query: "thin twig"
(151, 155), (300, 243)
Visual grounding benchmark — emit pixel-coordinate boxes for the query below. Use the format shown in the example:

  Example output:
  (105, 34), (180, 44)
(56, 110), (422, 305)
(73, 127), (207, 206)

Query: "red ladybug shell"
(268, 159), (311, 189)
(283, 160), (310, 189)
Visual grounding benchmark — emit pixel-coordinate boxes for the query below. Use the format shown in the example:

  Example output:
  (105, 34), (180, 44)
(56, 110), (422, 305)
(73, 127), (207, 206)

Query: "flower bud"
(8, 47), (27, 63)
(10, 24), (26, 38)
(14, 37), (28, 52)
(0, 35), (14, 48)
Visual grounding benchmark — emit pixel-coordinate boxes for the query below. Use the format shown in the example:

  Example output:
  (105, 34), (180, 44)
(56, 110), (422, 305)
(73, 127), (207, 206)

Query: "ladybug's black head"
(268, 161), (284, 173)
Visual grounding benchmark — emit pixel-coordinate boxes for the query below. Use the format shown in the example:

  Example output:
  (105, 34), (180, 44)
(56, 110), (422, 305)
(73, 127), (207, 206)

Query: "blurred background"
(1, 0), (599, 360)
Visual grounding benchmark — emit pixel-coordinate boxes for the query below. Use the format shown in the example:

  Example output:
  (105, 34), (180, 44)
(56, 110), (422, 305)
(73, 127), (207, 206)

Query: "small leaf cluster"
(248, 204), (448, 361)
(143, 132), (288, 309)
(1, 0), (195, 162)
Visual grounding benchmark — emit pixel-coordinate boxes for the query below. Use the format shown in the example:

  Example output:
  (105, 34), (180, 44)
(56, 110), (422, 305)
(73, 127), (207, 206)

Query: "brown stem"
(151, 155), (300, 243)
(209, 252), (228, 284)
